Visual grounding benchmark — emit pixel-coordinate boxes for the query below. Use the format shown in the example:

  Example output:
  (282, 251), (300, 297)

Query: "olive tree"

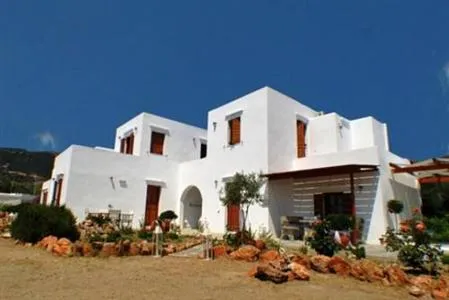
(219, 171), (265, 233)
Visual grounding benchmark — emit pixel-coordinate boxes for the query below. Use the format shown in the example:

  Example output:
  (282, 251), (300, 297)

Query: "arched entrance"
(180, 186), (203, 229)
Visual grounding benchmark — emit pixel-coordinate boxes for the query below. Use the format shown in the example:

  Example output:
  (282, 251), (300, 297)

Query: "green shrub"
(165, 231), (179, 240)
(137, 230), (153, 241)
(441, 254), (449, 265)
(86, 214), (111, 226)
(425, 216), (449, 243)
(257, 228), (281, 250)
(305, 220), (341, 257)
(387, 199), (404, 214)
(159, 210), (178, 220)
(380, 209), (443, 274)
(10, 204), (79, 244)
(326, 214), (354, 231)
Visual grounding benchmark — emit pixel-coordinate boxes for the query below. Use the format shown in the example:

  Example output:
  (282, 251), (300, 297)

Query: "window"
(296, 120), (306, 158)
(228, 117), (241, 145)
(54, 176), (63, 207)
(313, 193), (353, 219)
(200, 143), (207, 158)
(41, 189), (48, 205)
(150, 131), (165, 155)
(120, 133), (134, 155)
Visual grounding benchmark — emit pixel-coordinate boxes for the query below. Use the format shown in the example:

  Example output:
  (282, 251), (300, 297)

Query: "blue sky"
(0, 1), (448, 160)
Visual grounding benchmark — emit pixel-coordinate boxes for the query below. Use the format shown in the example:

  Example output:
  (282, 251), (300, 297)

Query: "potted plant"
(350, 217), (364, 245)
(158, 210), (178, 233)
(387, 199), (404, 231)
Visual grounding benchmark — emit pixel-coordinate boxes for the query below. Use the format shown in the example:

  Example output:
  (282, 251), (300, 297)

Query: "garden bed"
(35, 234), (203, 257)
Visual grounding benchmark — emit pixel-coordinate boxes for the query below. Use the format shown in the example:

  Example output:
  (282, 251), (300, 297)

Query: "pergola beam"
(419, 176), (449, 184)
(390, 162), (449, 174)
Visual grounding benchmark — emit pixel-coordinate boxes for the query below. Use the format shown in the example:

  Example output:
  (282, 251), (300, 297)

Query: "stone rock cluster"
(36, 235), (203, 257)
(215, 244), (449, 298)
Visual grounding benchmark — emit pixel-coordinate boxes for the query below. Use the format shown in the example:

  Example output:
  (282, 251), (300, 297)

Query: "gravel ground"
(0, 239), (412, 300)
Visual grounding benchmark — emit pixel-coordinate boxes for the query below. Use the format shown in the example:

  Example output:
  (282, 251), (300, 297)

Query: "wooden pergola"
(390, 156), (449, 184)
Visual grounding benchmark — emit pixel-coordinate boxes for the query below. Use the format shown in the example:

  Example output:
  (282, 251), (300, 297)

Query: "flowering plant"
(306, 219), (341, 257)
(380, 208), (443, 274)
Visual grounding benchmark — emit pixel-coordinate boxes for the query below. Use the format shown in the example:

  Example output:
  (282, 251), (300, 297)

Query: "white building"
(40, 87), (421, 244)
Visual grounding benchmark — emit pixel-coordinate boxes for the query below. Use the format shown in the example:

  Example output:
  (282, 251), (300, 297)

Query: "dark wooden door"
(145, 185), (161, 225)
(227, 204), (240, 231)
(150, 132), (165, 154)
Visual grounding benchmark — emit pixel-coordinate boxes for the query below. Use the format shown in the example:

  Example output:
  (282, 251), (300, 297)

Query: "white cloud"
(35, 131), (56, 149)
(440, 61), (449, 96)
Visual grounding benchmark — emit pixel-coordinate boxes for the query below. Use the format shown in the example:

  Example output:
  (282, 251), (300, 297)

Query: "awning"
(262, 164), (378, 180)
(390, 156), (449, 184)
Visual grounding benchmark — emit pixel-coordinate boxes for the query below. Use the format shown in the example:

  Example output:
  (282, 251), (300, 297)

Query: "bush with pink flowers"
(380, 208), (443, 274)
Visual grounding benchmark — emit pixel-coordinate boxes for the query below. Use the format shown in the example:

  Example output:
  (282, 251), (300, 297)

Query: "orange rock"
(100, 242), (117, 257)
(328, 256), (351, 276)
(286, 271), (296, 281)
(384, 264), (408, 286)
(82, 243), (94, 257)
(229, 245), (261, 262)
(289, 262), (310, 281)
(128, 242), (140, 256)
(409, 275), (434, 291)
(290, 255), (311, 269)
(259, 250), (280, 262)
(432, 288), (449, 300)
(350, 260), (384, 282)
(310, 255), (331, 273)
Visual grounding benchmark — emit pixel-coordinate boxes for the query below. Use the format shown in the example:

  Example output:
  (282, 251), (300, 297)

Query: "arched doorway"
(180, 186), (203, 229)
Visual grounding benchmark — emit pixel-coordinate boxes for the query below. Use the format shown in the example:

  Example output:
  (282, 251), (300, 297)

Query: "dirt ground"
(0, 240), (413, 300)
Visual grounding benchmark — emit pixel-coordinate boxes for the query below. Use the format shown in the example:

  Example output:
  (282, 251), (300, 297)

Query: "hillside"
(0, 148), (57, 194)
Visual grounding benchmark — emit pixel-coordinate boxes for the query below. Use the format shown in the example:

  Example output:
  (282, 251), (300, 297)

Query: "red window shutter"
(229, 117), (241, 145)
(55, 178), (63, 206)
(127, 134), (134, 154)
(42, 190), (48, 205)
(296, 120), (306, 157)
(120, 139), (125, 153)
(150, 132), (165, 155)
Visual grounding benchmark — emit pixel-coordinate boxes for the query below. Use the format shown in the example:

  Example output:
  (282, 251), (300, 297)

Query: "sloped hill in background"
(0, 148), (57, 194)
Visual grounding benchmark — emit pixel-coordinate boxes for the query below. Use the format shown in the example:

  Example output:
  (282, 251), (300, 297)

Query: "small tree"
(220, 171), (265, 233)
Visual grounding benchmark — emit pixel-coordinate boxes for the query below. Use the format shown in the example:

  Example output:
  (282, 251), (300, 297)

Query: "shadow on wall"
(390, 179), (421, 221)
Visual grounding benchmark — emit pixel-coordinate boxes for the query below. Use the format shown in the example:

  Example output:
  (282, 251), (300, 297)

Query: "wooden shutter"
(120, 138), (125, 153)
(127, 134), (134, 154)
(150, 132), (165, 155)
(227, 204), (240, 231)
(55, 178), (63, 206)
(296, 120), (306, 157)
(42, 190), (48, 205)
(229, 117), (241, 145)
(145, 185), (161, 225)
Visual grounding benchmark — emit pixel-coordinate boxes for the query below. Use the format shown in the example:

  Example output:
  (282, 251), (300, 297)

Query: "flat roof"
(262, 164), (378, 180)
